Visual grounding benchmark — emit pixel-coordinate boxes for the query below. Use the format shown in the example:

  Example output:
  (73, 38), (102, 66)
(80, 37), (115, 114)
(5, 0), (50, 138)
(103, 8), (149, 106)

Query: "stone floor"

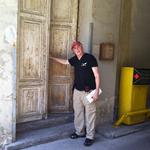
(4, 116), (150, 150)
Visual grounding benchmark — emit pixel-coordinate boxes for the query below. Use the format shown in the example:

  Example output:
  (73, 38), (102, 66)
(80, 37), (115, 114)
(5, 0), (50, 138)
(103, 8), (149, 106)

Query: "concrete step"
(17, 113), (74, 133)
(97, 120), (150, 139)
(5, 123), (74, 150)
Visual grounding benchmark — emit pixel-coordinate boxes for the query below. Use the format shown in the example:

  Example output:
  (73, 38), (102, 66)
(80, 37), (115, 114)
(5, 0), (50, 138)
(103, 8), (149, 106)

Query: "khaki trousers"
(73, 89), (96, 139)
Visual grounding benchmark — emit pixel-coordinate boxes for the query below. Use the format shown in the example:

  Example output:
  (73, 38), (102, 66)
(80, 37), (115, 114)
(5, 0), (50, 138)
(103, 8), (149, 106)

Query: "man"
(50, 41), (100, 146)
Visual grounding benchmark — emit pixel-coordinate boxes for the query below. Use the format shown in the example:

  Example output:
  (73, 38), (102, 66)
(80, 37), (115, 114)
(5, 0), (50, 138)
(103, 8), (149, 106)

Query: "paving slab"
(5, 123), (74, 150)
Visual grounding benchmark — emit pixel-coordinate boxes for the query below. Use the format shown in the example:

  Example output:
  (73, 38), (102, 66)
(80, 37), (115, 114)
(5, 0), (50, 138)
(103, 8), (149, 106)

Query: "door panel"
(49, 0), (78, 113)
(17, 86), (43, 122)
(21, 0), (47, 15)
(51, 0), (72, 22)
(50, 25), (71, 76)
(17, 0), (50, 123)
(19, 18), (43, 80)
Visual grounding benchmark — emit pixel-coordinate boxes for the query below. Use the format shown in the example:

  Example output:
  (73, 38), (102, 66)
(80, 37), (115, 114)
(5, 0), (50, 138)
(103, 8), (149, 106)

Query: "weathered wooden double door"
(17, 0), (78, 123)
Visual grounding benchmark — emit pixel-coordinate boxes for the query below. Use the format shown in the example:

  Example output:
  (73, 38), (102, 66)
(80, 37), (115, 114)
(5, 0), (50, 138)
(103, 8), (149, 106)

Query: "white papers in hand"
(86, 89), (102, 103)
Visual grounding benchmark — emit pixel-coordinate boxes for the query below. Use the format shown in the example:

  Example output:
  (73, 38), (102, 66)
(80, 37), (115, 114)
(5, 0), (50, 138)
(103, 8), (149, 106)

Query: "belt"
(75, 88), (92, 93)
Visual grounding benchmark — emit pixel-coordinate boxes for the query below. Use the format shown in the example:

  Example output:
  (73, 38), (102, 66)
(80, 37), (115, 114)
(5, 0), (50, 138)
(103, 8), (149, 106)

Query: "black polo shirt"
(68, 53), (98, 91)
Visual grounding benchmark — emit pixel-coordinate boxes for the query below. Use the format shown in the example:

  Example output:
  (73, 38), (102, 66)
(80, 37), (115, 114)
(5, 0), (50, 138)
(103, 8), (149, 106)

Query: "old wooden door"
(48, 0), (78, 113)
(16, 0), (50, 122)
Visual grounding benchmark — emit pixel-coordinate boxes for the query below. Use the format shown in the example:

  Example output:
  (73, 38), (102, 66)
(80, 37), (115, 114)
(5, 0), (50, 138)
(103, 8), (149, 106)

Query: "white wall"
(0, 0), (17, 146)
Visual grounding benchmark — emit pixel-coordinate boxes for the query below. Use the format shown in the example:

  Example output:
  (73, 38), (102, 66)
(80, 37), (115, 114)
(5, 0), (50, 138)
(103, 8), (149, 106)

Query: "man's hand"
(49, 54), (53, 59)
(92, 89), (99, 102)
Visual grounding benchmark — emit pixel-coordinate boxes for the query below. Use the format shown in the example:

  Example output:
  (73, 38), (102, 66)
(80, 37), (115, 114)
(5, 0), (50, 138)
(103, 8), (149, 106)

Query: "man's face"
(72, 45), (84, 57)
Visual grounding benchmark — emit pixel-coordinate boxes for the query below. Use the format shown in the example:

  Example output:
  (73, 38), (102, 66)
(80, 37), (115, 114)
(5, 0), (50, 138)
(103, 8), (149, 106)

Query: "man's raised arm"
(50, 55), (69, 65)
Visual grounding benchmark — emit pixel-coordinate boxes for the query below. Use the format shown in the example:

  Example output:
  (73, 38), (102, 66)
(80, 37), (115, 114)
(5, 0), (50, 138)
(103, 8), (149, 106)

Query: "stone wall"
(0, 0), (17, 147)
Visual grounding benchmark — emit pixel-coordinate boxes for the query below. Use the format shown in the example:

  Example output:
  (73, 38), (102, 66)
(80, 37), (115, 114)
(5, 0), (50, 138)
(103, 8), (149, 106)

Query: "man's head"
(71, 41), (84, 58)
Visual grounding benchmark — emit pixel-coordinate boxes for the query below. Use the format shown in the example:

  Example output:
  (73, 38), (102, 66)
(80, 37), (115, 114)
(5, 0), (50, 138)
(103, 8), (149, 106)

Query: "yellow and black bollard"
(115, 67), (150, 126)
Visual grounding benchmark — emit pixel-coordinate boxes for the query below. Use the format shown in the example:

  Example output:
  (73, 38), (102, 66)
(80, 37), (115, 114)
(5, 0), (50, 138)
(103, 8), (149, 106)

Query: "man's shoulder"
(68, 55), (77, 65)
(85, 53), (98, 67)
(85, 53), (96, 59)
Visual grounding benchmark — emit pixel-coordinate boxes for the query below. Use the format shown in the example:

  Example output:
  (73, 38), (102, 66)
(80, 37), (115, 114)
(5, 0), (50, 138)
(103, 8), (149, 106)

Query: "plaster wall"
(130, 0), (150, 68)
(0, 0), (17, 146)
(92, 0), (121, 124)
(78, 0), (121, 124)
(78, 0), (93, 52)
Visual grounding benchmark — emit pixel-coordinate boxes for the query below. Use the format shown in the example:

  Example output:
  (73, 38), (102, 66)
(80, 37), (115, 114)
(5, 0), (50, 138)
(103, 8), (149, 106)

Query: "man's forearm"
(50, 56), (69, 65)
(95, 74), (100, 92)
(92, 66), (100, 101)
(92, 67), (100, 91)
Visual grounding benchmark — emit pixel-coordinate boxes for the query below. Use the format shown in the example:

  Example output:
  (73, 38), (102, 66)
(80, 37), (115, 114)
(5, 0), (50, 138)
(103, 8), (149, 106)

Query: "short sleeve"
(89, 55), (98, 67)
(68, 56), (76, 66)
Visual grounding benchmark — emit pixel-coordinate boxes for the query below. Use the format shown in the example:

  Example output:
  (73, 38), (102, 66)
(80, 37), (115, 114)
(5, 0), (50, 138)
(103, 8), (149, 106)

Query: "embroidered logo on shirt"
(81, 62), (87, 67)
